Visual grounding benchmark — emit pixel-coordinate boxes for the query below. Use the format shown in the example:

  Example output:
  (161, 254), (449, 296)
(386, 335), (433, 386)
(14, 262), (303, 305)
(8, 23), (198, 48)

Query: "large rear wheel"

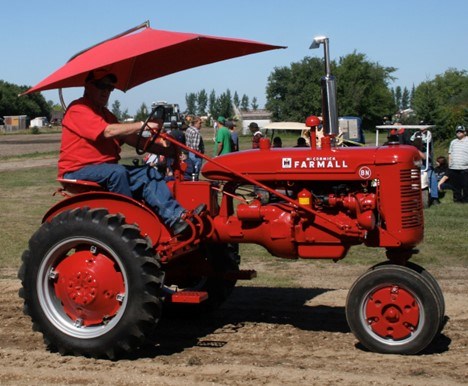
(18, 207), (164, 359)
(346, 264), (440, 354)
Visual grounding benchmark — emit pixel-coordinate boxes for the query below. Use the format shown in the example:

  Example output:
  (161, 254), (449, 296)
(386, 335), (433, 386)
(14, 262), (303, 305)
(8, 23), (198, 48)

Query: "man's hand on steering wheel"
(135, 119), (162, 155)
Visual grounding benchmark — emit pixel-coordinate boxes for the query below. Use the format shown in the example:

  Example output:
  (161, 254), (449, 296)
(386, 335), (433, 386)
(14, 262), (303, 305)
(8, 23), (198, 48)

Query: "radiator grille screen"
(399, 169), (423, 228)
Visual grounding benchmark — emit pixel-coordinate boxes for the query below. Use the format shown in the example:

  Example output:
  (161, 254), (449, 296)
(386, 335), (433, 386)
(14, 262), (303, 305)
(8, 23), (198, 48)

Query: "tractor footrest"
(225, 269), (257, 281)
(169, 291), (209, 304)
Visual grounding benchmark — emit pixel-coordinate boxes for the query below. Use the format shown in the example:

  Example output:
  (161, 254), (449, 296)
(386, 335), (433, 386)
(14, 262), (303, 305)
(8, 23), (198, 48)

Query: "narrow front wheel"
(346, 264), (440, 354)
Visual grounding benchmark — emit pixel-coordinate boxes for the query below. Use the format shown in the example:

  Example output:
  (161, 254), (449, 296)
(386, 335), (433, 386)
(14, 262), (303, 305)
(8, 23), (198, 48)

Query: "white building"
(239, 109), (272, 135)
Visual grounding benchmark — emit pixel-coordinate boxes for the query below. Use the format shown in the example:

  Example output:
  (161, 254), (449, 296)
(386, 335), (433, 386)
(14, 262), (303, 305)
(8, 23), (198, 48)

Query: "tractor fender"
(43, 191), (163, 245)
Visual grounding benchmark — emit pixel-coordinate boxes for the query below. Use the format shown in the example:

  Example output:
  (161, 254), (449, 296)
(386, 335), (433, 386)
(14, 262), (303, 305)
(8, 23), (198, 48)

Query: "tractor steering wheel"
(135, 121), (159, 155)
(135, 105), (166, 155)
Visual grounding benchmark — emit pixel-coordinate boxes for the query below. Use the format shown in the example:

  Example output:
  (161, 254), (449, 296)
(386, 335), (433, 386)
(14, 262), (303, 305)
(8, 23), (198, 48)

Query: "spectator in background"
(410, 126), (440, 205)
(272, 136), (282, 148)
(448, 125), (468, 203)
(164, 150), (196, 181)
(214, 116), (231, 155)
(169, 120), (185, 145)
(185, 115), (204, 179)
(294, 137), (308, 147)
(389, 122), (412, 145)
(434, 156), (453, 192)
(249, 122), (263, 149)
(226, 120), (239, 152)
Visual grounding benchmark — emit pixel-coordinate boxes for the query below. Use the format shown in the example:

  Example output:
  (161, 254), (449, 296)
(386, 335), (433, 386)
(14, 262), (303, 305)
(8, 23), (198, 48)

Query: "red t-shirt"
(58, 97), (120, 177)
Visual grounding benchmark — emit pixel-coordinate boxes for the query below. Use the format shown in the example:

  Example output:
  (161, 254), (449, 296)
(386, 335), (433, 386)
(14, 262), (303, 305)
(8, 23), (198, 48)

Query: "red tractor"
(19, 36), (444, 359)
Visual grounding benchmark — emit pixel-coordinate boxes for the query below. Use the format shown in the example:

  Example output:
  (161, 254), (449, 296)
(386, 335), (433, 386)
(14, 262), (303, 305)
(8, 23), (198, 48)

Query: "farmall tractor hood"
(201, 143), (421, 183)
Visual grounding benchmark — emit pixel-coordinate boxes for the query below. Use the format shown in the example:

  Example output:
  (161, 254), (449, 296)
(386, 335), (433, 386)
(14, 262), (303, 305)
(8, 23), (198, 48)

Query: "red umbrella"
(23, 22), (285, 95)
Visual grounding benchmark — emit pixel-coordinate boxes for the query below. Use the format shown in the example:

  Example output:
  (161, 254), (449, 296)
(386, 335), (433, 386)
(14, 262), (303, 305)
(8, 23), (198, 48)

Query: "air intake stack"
(310, 36), (338, 136)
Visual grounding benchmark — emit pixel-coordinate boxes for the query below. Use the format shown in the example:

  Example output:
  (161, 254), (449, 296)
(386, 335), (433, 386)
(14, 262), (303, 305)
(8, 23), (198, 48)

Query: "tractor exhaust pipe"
(310, 36), (339, 136)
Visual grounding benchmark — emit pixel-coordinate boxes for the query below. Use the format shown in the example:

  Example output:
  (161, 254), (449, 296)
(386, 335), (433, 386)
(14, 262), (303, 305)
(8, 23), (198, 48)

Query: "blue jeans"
(64, 163), (185, 226)
(188, 153), (202, 177)
(428, 168), (439, 199)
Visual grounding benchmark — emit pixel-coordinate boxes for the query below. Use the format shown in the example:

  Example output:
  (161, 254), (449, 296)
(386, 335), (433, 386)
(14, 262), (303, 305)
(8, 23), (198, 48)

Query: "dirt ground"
(1, 264), (467, 386)
(0, 134), (467, 385)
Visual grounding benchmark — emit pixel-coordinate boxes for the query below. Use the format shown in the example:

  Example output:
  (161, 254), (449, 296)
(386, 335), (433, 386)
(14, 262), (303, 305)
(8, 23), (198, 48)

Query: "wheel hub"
(365, 285), (419, 340)
(66, 270), (98, 306)
(53, 250), (125, 326)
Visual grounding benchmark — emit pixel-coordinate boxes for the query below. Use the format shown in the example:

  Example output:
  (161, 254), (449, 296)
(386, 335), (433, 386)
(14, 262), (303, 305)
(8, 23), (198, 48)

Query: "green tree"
(0, 80), (50, 119)
(134, 103), (149, 122)
(265, 53), (395, 129)
(265, 66), (292, 120)
(208, 89), (217, 117)
(401, 87), (410, 109)
(233, 91), (240, 107)
(216, 89), (233, 118)
(267, 57), (324, 122)
(111, 100), (122, 121)
(394, 86), (402, 109)
(251, 97), (258, 110)
(185, 92), (197, 115)
(240, 94), (249, 111)
(121, 109), (130, 121)
(412, 69), (468, 139)
(410, 84), (416, 108)
(197, 89), (208, 116)
(412, 82), (441, 125)
(335, 52), (396, 129)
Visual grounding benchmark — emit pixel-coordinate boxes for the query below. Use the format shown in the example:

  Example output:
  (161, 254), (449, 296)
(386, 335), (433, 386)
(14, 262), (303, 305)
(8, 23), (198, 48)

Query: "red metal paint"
(53, 251), (125, 326)
(365, 286), (420, 340)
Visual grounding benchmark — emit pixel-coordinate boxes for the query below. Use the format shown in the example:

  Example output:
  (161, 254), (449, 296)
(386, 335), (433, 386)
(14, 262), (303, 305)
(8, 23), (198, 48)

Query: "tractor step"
(225, 269), (257, 280)
(169, 291), (209, 304)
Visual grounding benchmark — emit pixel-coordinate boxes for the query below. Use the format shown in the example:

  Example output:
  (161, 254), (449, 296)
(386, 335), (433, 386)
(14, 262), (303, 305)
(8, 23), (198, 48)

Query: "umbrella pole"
(58, 89), (67, 110)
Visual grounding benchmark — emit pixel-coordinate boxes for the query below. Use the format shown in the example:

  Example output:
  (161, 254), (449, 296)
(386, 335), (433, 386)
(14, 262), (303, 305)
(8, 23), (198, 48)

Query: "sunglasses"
(93, 81), (115, 92)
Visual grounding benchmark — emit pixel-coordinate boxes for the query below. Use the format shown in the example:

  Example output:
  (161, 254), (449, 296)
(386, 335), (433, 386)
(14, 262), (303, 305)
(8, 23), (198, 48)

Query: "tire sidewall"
(21, 209), (161, 356)
(346, 265), (440, 354)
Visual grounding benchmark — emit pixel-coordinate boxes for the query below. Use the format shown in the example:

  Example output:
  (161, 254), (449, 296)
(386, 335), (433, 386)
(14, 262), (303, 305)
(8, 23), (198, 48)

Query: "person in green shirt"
(214, 116), (232, 156)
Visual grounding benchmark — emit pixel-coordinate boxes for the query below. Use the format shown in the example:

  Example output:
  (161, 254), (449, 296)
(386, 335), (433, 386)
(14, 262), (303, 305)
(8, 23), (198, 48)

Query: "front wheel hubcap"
(365, 285), (420, 340)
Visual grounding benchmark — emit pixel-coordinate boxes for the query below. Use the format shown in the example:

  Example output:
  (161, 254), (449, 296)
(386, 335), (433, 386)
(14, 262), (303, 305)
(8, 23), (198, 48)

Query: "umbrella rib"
(124, 57), (138, 92)
(67, 21), (150, 63)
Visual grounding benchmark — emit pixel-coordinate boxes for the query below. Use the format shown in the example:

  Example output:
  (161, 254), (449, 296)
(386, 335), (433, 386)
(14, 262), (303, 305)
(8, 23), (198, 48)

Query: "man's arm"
(124, 133), (176, 157)
(216, 141), (223, 156)
(103, 121), (146, 138)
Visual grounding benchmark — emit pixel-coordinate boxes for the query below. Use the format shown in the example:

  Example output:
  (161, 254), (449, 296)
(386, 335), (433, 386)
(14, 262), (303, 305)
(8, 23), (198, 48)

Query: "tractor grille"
(400, 168), (423, 228)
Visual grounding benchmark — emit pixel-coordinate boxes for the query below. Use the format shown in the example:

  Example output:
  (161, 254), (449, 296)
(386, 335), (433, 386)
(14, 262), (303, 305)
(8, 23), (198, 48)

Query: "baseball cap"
(455, 125), (466, 133)
(217, 116), (226, 124)
(85, 69), (118, 84)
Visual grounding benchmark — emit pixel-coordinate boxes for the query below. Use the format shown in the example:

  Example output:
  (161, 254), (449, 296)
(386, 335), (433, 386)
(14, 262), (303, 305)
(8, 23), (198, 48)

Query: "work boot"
(170, 216), (190, 235)
(170, 204), (206, 235)
(192, 203), (207, 216)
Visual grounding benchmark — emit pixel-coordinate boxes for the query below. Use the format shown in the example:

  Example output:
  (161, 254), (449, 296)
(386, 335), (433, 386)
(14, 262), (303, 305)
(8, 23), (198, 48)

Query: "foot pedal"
(169, 291), (208, 304)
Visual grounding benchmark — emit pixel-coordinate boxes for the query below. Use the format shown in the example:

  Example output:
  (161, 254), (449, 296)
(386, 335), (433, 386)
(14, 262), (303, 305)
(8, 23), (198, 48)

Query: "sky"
(2, 0), (467, 115)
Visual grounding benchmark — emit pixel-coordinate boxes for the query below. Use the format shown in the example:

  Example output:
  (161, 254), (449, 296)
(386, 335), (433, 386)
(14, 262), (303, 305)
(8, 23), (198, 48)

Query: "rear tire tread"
(18, 207), (163, 359)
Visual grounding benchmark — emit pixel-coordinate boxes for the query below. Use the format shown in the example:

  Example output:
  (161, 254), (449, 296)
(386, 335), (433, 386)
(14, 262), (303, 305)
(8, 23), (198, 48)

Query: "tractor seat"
(57, 178), (105, 195)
